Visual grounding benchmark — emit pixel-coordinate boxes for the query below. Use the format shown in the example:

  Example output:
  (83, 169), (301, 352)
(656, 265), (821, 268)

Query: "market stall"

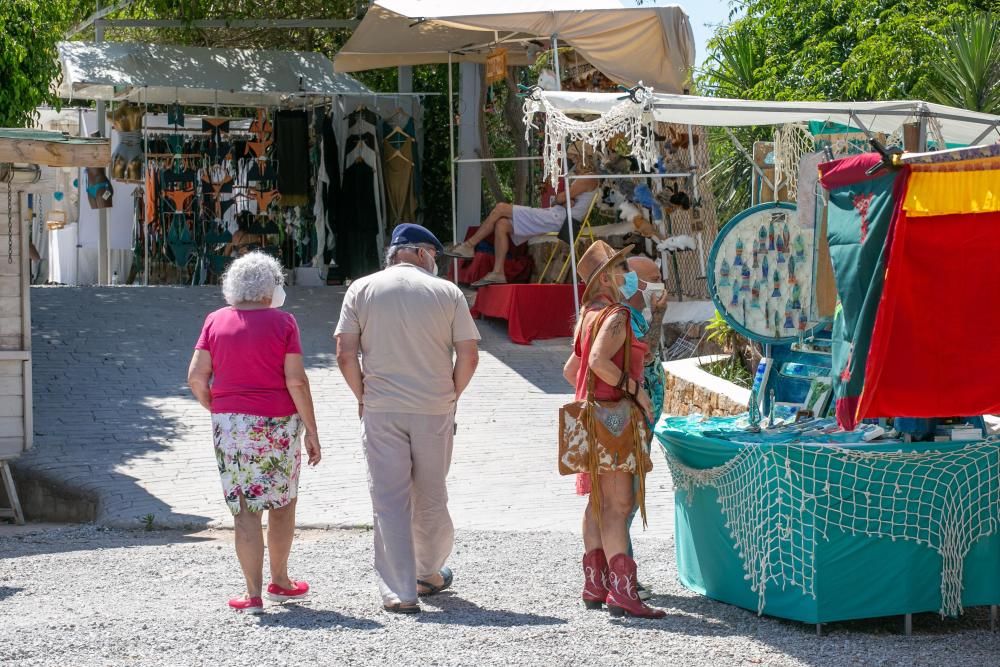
(336, 1), (699, 335)
(528, 89), (1000, 628)
(51, 41), (429, 286)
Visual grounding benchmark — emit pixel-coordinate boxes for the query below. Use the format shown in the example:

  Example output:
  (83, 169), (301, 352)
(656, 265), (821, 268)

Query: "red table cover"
(471, 283), (584, 345)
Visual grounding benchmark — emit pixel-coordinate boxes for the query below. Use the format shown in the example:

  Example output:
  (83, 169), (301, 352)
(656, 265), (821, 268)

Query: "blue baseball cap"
(390, 223), (444, 253)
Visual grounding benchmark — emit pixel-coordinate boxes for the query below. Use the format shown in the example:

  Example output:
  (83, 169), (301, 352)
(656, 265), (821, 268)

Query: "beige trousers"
(360, 410), (455, 605)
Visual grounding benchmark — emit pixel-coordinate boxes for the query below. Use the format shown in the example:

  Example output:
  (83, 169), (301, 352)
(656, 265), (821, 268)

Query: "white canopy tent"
(532, 91), (1000, 146)
(334, 1), (697, 298)
(57, 41), (375, 106)
(334, 0), (695, 94)
(524, 90), (1000, 313)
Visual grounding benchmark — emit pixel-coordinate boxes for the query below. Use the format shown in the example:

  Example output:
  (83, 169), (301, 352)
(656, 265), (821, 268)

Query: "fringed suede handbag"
(558, 305), (653, 481)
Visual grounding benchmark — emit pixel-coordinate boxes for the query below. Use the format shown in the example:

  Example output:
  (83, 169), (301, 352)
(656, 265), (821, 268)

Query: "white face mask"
(270, 283), (286, 309)
(639, 281), (665, 322)
(422, 248), (439, 276)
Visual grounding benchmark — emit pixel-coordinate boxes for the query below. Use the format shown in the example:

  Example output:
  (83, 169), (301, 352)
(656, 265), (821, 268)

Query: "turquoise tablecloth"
(655, 415), (1000, 623)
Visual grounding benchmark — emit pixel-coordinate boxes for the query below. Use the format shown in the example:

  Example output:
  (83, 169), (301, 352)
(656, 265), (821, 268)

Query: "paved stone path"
(20, 286), (674, 539)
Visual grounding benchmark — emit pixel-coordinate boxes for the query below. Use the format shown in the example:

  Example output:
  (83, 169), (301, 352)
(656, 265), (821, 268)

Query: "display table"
(655, 415), (1000, 623)
(471, 283), (584, 345)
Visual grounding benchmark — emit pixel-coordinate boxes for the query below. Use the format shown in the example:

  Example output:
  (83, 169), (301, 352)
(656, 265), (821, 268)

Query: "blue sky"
(683, 0), (731, 68)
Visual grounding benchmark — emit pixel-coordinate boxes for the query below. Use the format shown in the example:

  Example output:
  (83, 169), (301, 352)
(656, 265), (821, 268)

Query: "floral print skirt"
(212, 413), (303, 515)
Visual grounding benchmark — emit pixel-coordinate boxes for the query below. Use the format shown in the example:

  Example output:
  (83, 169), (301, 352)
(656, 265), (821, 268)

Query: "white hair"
(221, 252), (284, 305)
(385, 243), (428, 266)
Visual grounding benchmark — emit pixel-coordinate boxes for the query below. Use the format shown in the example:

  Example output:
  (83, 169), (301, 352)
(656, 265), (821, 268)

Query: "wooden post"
(0, 461), (24, 524)
(902, 122), (921, 152)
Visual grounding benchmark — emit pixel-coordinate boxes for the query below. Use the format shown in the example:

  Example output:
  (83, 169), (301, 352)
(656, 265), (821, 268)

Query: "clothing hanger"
(385, 125), (412, 141)
(385, 146), (413, 164)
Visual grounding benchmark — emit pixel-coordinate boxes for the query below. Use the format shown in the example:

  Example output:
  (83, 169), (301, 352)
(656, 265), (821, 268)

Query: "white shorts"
(511, 205), (565, 246)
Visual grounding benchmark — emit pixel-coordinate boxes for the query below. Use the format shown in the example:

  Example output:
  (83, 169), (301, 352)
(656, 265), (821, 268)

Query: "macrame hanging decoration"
(523, 85), (657, 186)
(773, 124), (815, 201)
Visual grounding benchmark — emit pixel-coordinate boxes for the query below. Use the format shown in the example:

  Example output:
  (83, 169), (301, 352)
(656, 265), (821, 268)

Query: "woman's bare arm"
(285, 353), (321, 466)
(563, 353), (581, 387)
(187, 350), (213, 411)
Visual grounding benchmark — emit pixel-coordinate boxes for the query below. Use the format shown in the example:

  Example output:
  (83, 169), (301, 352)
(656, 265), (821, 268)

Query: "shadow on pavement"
(257, 604), (383, 631)
(417, 593), (567, 627)
(0, 586), (23, 602)
(0, 527), (216, 561)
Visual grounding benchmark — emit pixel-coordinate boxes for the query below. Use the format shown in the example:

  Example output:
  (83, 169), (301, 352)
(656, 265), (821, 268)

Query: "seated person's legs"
(444, 203), (513, 259)
(469, 218), (513, 287)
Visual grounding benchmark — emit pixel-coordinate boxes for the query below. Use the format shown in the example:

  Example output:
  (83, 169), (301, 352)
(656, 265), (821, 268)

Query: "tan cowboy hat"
(577, 240), (635, 302)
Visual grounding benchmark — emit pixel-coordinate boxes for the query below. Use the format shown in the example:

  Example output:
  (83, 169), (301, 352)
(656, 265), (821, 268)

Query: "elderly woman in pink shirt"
(188, 252), (321, 614)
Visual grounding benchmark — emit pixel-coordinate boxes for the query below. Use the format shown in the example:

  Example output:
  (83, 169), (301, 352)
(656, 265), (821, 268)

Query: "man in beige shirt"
(335, 223), (480, 614)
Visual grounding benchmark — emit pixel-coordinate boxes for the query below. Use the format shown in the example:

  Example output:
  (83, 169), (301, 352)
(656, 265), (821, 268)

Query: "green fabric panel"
(808, 120), (863, 136)
(825, 170), (898, 414)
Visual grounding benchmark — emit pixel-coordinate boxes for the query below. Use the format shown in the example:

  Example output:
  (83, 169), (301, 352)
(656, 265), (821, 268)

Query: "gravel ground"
(1, 526), (996, 667)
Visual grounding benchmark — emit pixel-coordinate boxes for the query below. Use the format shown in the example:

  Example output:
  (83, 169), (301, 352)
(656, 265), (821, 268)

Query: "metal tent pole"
(551, 35), (580, 314)
(448, 52), (459, 284)
(96, 3), (109, 286)
(142, 87), (149, 286)
(551, 35), (562, 85)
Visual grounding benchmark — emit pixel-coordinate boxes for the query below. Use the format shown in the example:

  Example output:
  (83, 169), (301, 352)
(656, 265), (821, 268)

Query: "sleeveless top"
(573, 305), (648, 402)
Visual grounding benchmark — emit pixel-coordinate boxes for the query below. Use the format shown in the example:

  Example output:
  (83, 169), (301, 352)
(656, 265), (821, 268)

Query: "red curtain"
(859, 208), (1000, 418)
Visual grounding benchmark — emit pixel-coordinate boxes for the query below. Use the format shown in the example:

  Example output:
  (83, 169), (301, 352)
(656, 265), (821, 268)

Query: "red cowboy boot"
(606, 553), (666, 619)
(582, 549), (609, 609)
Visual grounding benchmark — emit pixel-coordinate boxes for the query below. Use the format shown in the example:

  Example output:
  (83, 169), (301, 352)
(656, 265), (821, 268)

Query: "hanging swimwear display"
(274, 110), (310, 208)
(110, 102), (145, 182)
(85, 166), (114, 210)
(707, 202), (821, 344)
(141, 109), (286, 283)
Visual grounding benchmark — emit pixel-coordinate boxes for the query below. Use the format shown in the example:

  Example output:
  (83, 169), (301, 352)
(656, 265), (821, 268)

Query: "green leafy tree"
(698, 0), (1000, 224)
(928, 13), (1000, 113)
(699, 24), (769, 223)
(0, 0), (88, 127)
(713, 0), (999, 102)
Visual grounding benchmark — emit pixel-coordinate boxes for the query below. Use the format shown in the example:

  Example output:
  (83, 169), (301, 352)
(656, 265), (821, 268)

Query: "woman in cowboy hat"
(561, 240), (666, 619)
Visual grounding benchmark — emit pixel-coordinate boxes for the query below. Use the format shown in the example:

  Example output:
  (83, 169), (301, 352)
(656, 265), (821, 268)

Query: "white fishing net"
(663, 438), (1000, 618)
(523, 88), (657, 186)
(773, 124), (814, 201)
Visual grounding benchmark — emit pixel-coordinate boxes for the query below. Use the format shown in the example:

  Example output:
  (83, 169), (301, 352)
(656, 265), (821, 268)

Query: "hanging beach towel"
(818, 153), (909, 430)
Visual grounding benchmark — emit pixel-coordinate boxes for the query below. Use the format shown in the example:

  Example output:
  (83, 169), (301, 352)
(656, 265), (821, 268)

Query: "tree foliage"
(698, 0), (1000, 224)
(704, 0), (1000, 102)
(927, 13), (1000, 113)
(0, 0), (88, 127)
